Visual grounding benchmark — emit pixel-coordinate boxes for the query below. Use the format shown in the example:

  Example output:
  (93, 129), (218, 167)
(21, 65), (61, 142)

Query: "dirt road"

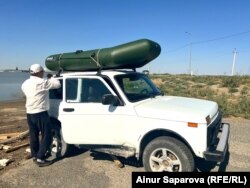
(0, 118), (249, 188)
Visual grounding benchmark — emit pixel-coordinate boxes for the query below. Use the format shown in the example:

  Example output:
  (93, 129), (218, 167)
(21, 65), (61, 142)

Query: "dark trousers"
(27, 111), (52, 160)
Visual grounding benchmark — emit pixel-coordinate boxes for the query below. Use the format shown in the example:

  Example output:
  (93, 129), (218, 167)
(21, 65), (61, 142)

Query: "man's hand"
(47, 74), (53, 79)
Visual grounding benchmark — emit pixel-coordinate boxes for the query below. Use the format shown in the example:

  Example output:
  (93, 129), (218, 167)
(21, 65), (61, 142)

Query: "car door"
(59, 75), (129, 145)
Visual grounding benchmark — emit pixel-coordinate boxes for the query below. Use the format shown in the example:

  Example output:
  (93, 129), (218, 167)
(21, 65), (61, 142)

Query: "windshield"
(115, 73), (162, 102)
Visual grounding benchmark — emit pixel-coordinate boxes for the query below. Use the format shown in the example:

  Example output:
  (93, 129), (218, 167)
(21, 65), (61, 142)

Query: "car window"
(49, 79), (63, 100)
(115, 73), (161, 102)
(65, 78), (112, 103)
(66, 79), (78, 101)
(81, 78), (112, 103)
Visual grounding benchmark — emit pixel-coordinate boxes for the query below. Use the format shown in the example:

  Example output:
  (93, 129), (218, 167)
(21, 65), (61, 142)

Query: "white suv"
(48, 70), (230, 172)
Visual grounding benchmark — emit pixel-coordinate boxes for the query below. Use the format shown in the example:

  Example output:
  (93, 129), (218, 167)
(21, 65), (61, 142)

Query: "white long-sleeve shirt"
(21, 76), (61, 114)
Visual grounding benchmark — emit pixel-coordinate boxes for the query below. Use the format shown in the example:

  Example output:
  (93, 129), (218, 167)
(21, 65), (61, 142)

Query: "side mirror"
(102, 94), (120, 106)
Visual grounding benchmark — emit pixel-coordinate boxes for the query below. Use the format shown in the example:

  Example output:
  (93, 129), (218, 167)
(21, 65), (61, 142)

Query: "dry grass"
(151, 74), (250, 119)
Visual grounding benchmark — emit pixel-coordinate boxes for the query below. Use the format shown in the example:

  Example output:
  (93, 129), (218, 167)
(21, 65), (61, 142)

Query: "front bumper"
(203, 123), (230, 162)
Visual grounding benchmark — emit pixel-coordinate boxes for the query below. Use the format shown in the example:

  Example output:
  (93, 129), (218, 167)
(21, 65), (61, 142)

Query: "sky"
(0, 0), (250, 75)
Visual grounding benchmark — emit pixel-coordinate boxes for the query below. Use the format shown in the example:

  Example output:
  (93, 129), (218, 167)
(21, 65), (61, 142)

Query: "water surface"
(0, 72), (29, 101)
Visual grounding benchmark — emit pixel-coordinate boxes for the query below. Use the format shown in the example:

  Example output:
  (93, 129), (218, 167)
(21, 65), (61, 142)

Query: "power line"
(165, 30), (250, 53)
(193, 30), (250, 45)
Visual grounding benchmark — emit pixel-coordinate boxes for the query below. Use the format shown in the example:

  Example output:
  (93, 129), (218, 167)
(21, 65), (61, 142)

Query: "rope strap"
(89, 49), (101, 68)
(58, 53), (64, 70)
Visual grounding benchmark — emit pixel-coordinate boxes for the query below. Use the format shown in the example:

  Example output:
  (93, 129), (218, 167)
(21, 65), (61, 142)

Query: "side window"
(49, 79), (63, 100)
(66, 78), (78, 102)
(81, 78), (112, 103)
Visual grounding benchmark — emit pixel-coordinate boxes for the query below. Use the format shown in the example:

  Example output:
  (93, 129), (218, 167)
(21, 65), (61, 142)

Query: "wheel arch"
(49, 117), (71, 158)
(138, 129), (194, 160)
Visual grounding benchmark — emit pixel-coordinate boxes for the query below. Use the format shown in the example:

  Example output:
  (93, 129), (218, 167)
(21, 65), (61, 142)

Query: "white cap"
(30, 64), (44, 74)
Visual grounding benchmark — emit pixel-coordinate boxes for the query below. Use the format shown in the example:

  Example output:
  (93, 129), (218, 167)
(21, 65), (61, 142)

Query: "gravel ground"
(0, 117), (249, 188)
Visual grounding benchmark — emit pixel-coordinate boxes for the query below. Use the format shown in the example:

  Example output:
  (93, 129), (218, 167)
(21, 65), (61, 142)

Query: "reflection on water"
(0, 72), (29, 101)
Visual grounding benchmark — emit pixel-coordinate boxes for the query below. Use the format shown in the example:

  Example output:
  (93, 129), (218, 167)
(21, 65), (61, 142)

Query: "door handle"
(63, 108), (75, 112)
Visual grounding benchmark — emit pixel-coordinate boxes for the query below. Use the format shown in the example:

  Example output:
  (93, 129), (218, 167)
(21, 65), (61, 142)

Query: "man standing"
(22, 64), (61, 167)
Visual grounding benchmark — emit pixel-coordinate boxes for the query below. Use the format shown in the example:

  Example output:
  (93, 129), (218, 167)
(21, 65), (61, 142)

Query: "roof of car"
(56, 69), (141, 77)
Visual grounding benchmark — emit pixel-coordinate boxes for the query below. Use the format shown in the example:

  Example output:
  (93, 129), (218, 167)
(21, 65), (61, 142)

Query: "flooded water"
(0, 72), (29, 101)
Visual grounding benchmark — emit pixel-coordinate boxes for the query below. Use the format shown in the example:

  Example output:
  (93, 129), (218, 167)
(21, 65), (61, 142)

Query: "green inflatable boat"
(45, 39), (161, 71)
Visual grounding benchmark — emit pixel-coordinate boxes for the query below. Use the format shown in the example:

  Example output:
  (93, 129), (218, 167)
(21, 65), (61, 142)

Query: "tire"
(142, 136), (195, 172)
(51, 128), (69, 159)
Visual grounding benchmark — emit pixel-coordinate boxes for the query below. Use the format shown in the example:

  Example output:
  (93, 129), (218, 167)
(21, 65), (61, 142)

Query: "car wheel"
(51, 128), (69, 158)
(143, 136), (194, 172)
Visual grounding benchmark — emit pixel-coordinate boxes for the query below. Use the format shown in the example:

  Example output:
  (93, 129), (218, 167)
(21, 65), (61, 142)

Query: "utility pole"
(231, 48), (237, 76)
(185, 32), (192, 75)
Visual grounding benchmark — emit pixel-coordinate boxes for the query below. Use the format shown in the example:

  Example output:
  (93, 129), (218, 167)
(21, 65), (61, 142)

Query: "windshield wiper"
(145, 93), (160, 98)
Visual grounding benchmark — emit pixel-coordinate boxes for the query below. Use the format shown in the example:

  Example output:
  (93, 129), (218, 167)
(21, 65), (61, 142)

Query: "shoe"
(44, 151), (52, 159)
(32, 158), (37, 162)
(35, 159), (53, 167)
